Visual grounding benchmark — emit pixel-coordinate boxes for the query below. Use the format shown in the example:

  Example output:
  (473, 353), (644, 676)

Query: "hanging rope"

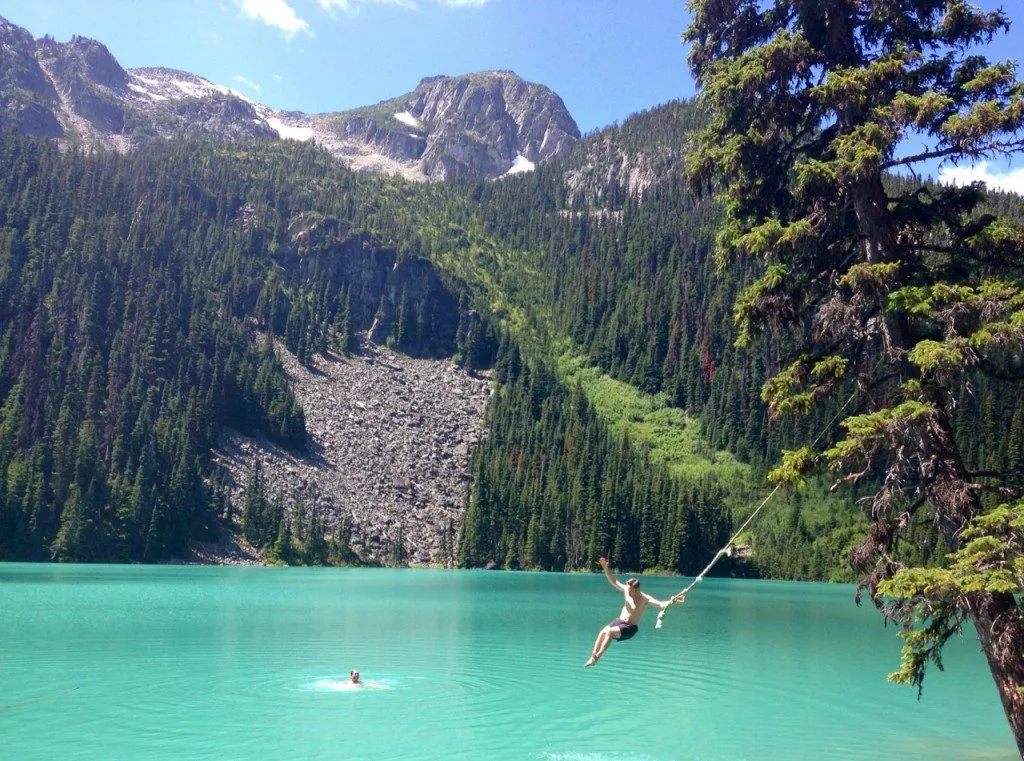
(655, 389), (859, 630)
(655, 485), (780, 629)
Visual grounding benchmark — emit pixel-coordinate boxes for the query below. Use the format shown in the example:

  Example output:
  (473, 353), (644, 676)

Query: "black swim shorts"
(611, 619), (639, 641)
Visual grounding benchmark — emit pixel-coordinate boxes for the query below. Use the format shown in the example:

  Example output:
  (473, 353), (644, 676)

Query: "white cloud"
(318, 0), (487, 13)
(938, 161), (1024, 197)
(232, 75), (262, 93)
(237, 0), (312, 38)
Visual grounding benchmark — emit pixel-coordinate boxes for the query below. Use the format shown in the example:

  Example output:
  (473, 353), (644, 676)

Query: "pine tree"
(242, 461), (269, 547)
(686, 0), (1024, 745)
(306, 512), (326, 565)
(333, 286), (353, 354)
(273, 515), (294, 564)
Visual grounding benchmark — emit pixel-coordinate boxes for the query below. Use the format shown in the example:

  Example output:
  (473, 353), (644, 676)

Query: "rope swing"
(655, 389), (859, 630)
(655, 485), (780, 629)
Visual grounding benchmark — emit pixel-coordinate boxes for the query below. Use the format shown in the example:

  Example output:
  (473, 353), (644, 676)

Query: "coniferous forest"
(0, 134), (487, 562)
(458, 344), (730, 575)
(0, 136), (296, 560)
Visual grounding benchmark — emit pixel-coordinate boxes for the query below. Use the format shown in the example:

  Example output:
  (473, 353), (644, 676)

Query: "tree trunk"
(971, 590), (1024, 758)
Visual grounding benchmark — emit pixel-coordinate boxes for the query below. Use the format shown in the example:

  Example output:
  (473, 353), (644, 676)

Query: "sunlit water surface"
(0, 565), (1016, 760)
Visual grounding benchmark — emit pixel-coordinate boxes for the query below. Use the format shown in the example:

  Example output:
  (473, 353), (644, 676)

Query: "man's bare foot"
(584, 656), (598, 668)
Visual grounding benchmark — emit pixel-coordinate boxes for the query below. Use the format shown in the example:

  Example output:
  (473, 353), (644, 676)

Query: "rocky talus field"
(214, 340), (491, 565)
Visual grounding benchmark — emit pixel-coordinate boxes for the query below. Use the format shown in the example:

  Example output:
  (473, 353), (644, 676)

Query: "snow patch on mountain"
(128, 82), (167, 102)
(506, 155), (536, 175)
(267, 116), (314, 142)
(127, 68), (258, 106)
(394, 111), (424, 130)
(174, 79), (213, 99)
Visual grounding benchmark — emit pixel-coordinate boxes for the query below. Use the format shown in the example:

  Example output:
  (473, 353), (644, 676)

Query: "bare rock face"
(271, 221), (463, 357)
(392, 71), (580, 180)
(561, 135), (670, 207)
(0, 16), (580, 182)
(560, 101), (701, 208)
(0, 19), (63, 138)
(36, 35), (129, 137)
(366, 256), (460, 350)
(337, 115), (427, 162)
(216, 341), (491, 566)
(156, 93), (279, 142)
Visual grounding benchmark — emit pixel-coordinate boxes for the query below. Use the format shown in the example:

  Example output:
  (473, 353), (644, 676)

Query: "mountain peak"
(390, 70), (579, 180)
(0, 15), (580, 182)
(38, 33), (128, 92)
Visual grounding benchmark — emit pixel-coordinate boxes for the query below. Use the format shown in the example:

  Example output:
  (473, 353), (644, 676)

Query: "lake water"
(0, 564), (1017, 761)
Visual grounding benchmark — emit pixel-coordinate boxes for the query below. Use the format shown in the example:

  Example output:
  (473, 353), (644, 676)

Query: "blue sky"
(3, 0), (1024, 189)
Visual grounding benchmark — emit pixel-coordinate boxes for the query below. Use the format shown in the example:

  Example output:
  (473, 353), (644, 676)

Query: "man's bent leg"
(585, 625), (622, 667)
(585, 629), (606, 667)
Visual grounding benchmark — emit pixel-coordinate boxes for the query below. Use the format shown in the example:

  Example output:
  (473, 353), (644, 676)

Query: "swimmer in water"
(585, 556), (685, 667)
(349, 670), (360, 685)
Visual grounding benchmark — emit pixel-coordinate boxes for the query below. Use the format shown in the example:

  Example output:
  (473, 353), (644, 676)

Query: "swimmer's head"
(626, 578), (640, 590)
(350, 670), (360, 684)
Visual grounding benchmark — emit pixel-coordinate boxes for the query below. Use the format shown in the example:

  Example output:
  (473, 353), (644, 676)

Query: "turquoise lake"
(0, 564), (1017, 760)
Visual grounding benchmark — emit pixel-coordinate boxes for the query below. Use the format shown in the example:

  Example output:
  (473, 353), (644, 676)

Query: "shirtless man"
(584, 556), (685, 667)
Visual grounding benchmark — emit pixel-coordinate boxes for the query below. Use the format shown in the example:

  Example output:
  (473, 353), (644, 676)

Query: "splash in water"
(313, 677), (393, 692)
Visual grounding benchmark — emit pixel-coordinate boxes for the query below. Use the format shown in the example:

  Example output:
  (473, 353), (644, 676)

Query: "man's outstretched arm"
(598, 556), (625, 590)
(646, 592), (686, 610)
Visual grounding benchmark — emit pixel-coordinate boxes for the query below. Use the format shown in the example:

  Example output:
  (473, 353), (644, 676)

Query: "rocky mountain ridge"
(0, 15), (579, 181)
(560, 101), (704, 208)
